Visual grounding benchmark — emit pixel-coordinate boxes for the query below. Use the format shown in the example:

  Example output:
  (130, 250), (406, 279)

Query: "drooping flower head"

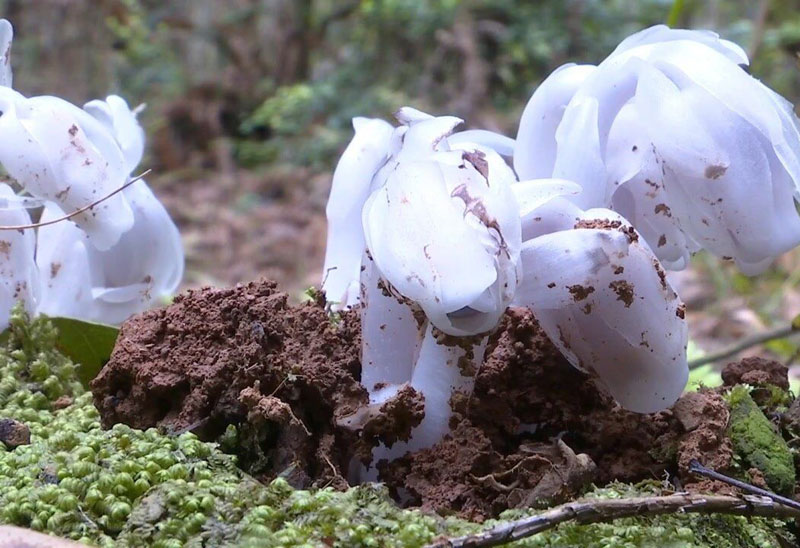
(0, 19), (183, 327)
(324, 107), (522, 337)
(36, 96), (183, 324)
(512, 187), (688, 413)
(515, 25), (800, 274)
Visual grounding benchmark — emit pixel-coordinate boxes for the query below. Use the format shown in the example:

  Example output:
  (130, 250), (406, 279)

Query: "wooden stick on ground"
(688, 459), (800, 511)
(689, 321), (800, 370)
(427, 493), (800, 548)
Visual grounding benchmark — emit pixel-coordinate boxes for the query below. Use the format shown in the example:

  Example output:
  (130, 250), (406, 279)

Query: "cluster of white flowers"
(0, 20), (183, 328)
(323, 26), (800, 464)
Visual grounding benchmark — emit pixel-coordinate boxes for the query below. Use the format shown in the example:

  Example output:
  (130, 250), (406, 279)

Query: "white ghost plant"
(324, 108), (689, 472)
(515, 25), (800, 275)
(324, 108), (522, 462)
(0, 19), (183, 329)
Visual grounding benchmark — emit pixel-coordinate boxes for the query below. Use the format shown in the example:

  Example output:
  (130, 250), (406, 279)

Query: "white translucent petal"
(362, 161), (497, 331)
(511, 179), (582, 217)
(514, 63), (597, 180)
(551, 97), (607, 208)
(394, 115), (463, 162)
(0, 194), (46, 210)
(84, 95), (145, 174)
(605, 102), (695, 269)
(639, 42), (800, 188)
(394, 106), (434, 125)
(36, 180), (183, 325)
(514, 211), (688, 413)
(322, 117), (393, 307)
(35, 206), (96, 320)
(0, 19), (12, 87)
(608, 25), (748, 66)
(448, 130), (515, 157)
(636, 69), (800, 268)
(0, 184), (37, 328)
(520, 195), (583, 242)
(0, 90), (134, 250)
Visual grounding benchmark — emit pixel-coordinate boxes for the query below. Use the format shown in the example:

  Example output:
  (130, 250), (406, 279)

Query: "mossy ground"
(0, 309), (793, 547)
(726, 385), (795, 494)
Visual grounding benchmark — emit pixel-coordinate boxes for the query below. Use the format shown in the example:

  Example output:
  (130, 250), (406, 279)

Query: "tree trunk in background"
(275, 0), (313, 85)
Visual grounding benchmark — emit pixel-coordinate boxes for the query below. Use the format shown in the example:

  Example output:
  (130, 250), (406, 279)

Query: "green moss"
(727, 386), (795, 494)
(0, 308), (794, 547)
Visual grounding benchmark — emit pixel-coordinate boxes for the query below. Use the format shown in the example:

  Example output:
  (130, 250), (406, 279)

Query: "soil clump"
(92, 280), (366, 489)
(92, 281), (793, 519)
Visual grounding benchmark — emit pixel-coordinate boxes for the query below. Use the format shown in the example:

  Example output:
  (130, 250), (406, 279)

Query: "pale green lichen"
(726, 385), (795, 494)
(0, 308), (794, 547)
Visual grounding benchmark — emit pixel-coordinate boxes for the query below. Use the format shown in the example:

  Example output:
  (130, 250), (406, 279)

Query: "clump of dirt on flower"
(92, 279), (368, 489)
(92, 282), (795, 520)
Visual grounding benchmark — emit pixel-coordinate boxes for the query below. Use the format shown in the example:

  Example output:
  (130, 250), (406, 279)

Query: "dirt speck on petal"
(609, 280), (634, 307)
(705, 164), (728, 179)
(568, 284), (595, 301)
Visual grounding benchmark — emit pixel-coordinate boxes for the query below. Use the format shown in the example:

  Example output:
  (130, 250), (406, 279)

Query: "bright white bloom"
(0, 19), (184, 326)
(35, 95), (182, 323)
(325, 109), (689, 470)
(515, 25), (800, 274)
(323, 108), (522, 337)
(512, 187), (688, 413)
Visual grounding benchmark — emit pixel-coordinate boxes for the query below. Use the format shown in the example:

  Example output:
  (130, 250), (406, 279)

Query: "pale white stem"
(360, 257), (424, 399)
(407, 325), (486, 450)
(362, 325), (487, 480)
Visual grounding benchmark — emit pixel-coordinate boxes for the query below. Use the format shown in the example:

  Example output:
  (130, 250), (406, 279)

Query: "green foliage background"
(1, 0), (797, 172)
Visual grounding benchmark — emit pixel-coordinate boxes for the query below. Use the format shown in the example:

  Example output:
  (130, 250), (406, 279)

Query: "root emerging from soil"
(91, 279), (791, 520)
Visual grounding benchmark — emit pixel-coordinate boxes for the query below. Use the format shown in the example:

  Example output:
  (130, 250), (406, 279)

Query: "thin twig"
(688, 459), (800, 511)
(428, 493), (800, 548)
(0, 169), (151, 231)
(689, 322), (800, 370)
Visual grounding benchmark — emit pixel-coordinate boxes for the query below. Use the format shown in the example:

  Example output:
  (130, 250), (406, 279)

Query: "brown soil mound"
(91, 281), (787, 519)
(91, 280), (366, 489)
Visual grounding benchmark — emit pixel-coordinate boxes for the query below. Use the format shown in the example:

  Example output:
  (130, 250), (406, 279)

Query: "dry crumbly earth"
(92, 278), (795, 522)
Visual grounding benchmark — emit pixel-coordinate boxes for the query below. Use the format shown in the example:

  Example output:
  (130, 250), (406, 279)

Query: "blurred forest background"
(3, 0), (800, 380)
